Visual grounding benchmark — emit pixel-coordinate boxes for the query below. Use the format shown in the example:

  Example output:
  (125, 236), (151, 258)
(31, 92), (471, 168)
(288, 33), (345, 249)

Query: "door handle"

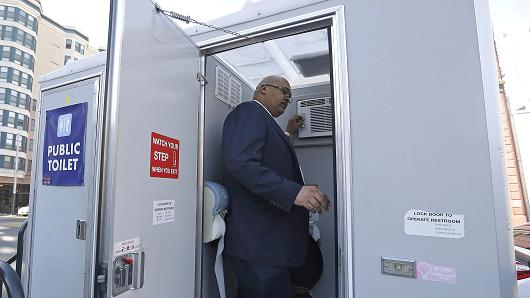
(76, 220), (87, 240)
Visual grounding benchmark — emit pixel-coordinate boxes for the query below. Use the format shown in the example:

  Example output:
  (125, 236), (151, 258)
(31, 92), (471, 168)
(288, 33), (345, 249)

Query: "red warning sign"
(150, 132), (179, 179)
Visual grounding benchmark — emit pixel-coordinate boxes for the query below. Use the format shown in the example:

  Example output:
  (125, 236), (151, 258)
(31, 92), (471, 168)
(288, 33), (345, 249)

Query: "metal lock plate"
(381, 257), (416, 278)
(112, 251), (145, 296)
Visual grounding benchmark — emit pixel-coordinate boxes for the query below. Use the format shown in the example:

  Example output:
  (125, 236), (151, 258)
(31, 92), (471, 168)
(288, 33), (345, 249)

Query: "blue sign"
(42, 103), (87, 186)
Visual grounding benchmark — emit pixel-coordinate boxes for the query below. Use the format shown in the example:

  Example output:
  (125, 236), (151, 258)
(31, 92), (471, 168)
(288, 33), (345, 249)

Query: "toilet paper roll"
(210, 213), (226, 241)
(213, 214), (226, 298)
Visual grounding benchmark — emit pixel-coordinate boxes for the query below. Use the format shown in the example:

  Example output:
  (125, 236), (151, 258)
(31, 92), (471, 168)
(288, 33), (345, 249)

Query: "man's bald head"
(253, 76), (292, 118)
(253, 76), (289, 99)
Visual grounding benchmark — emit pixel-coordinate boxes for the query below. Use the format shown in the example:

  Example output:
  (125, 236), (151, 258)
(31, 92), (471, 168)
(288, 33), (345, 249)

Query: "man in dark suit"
(222, 75), (330, 298)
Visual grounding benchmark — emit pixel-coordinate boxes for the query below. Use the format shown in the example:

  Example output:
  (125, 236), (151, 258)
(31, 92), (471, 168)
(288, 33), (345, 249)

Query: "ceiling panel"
(215, 29), (330, 88)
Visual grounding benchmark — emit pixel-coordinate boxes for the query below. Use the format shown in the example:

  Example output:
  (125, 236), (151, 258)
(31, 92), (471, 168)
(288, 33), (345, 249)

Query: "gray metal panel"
(28, 77), (101, 298)
(105, 0), (201, 297)
(345, 1), (514, 297)
(202, 55), (254, 298)
(191, 1), (516, 297)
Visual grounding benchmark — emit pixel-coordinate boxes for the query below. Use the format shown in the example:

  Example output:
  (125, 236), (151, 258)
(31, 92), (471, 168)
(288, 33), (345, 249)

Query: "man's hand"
(286, 114), (304, 136)
(294, 185), (331, 213)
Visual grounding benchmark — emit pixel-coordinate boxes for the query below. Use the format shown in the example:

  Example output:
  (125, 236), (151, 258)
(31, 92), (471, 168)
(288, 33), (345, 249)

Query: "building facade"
(0, 0), (97, 213)
(497, 30), (530, 225)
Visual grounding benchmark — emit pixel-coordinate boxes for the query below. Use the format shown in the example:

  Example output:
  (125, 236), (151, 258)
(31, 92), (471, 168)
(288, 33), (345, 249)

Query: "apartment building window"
(20, 72), (30, 88)
(16, 29), (24, 44)
(74, 42), (85, 54)
(0, 156), (25, 170)
(0, 46), (34, 71)
(14, 49), (22, 65)
(7, 111), (15, 128)
(22, 52), (33, 69)
(32, 99), (36, 111)
(30, 118), (34, 131)
(5, 133), (14, 150)
(1, 47), (9, 62)
(19, 93), (29, 110)
(12, 69), (20, 85)
(2, 156), (13, 168)
(15, 113), (24, 130)
(6, 7), (14, 21)
(0, 133), (27, 153)
(0, 6), (37, 32)
(17, 158), (24, 170)
(23, 32), (35, 50)
(0, 88), (31, 110)
(2, 67), (33, 88)
(18, 10), (27, 26)
(3, 26), (13, 40)
(0, 110), (28, 131)
(1, 26), (36, 51)
(17, 11), (37, 32)
(28, 139), (32, 151)
(64, 55), (71, 65)
(0, 67), (8, 82)
(27, 159), (31, 171)
(66, 39), (72, 49)
(9, 89), (17, 105)
(27, 15), (37, 31)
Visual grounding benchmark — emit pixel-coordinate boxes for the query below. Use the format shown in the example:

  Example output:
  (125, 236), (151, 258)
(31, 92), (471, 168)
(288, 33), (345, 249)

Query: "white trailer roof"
(38, 51), (107, 83)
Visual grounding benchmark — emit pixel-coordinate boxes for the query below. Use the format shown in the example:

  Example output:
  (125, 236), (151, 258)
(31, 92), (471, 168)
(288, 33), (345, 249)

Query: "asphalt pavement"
(0, 215), (27, 261)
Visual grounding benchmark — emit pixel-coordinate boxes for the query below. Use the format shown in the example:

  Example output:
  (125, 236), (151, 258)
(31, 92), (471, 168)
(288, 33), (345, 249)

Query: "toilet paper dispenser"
(203, 181), (229, 243)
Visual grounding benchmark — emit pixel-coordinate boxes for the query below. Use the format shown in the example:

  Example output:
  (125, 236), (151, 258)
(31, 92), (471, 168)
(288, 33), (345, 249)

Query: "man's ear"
(258, 84), (267, 95)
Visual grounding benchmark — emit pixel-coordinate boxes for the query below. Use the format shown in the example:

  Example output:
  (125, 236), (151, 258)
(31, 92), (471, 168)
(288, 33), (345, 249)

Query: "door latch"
(112, 251), (145, 296)
(76, 220), (87, 240)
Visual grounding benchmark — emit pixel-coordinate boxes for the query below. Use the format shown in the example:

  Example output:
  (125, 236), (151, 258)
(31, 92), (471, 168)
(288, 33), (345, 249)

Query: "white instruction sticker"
(114, 237), (141, 256)
(404, 209), (464, 238)
(153, 200), (176, 225)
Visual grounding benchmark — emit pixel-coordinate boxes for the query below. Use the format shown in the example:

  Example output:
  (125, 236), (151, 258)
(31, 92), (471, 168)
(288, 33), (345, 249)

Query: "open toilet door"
(102, 0), (202, 296)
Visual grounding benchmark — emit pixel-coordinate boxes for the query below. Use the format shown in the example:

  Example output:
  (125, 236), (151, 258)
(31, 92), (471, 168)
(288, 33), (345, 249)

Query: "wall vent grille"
(215, 65), (242, 108)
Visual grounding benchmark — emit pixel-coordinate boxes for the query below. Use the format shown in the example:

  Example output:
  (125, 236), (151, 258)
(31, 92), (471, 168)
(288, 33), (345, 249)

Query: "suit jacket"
(222, 101), (308, 267)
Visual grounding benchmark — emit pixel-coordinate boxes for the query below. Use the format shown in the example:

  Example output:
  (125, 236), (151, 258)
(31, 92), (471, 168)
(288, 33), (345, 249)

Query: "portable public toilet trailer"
(23, 0), (516, 297)
(25, 51), (107, 298)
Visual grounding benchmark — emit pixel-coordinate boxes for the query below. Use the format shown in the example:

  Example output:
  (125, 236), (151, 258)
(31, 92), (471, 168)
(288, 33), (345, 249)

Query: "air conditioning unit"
(296, 97), (332, 139)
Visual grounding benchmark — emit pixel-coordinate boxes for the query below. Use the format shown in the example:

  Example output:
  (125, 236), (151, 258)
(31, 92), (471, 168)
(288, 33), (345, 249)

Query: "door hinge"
(338, 247), (342, 272)
(197, 73), (208, 86)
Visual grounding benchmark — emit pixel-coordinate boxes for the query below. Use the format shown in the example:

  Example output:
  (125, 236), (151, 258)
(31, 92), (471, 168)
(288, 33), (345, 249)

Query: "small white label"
(153, 200), (175, 225)
(404, 209), (464, 238)
(113, 237), (141, 256)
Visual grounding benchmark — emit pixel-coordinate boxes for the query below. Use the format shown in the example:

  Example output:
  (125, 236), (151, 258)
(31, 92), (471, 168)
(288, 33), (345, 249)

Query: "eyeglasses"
(263, 84), (292, 102)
